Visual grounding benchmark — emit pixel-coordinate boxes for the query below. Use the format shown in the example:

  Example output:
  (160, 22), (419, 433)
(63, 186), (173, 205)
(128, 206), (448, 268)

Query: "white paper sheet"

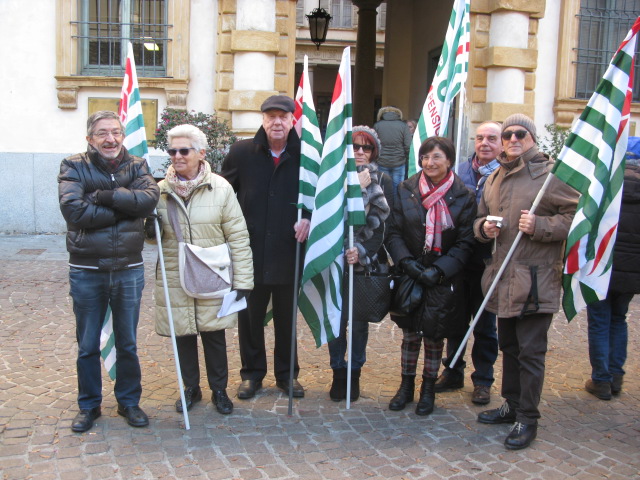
(217, 291), (248, 318)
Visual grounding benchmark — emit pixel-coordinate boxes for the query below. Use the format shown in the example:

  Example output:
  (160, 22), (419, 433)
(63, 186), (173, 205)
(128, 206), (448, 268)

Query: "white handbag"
(166, 197), (233, 299)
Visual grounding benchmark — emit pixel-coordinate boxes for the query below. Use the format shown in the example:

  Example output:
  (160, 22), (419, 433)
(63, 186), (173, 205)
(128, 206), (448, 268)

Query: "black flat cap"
(260, 95), (295, 113)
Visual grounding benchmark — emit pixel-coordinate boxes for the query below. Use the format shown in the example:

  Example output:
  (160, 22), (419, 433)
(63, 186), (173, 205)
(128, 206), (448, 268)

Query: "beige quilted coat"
(152, 164), (253, 337)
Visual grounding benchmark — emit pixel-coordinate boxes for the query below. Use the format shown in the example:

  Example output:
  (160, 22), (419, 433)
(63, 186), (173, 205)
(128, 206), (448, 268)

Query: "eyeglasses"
(167, 147), (196, 156)
(353, 143), (374, 152)
(93, 129), (123, 138)
(501, 130), (529, 141)
(419, 153), (447, 162)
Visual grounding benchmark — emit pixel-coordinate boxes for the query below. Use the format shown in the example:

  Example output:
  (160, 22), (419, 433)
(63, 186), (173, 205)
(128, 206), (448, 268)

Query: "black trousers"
(237, 283), (299, 382)
(176, 330), (228, 390)
(499, 313), (553, 425)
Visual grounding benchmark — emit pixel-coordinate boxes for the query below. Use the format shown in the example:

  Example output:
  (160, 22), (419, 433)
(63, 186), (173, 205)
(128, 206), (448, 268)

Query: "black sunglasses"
(353, 143), (374, 152)
(167, 147), (196, 156)
(501, 130), (529, 141)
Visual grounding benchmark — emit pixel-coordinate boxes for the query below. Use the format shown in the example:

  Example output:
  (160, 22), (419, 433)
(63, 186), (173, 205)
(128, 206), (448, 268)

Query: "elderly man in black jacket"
(221, 95), (310, 400)
(58, 111), (160, 433)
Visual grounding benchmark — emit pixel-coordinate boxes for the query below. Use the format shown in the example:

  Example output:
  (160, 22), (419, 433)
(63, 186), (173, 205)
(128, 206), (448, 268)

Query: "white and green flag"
(297, 55), (323, 213)
(408, 0), (470, 176)
(552, 17), (639, 320)
(100, 42), (150, 380)
(299, 47), (366, 347)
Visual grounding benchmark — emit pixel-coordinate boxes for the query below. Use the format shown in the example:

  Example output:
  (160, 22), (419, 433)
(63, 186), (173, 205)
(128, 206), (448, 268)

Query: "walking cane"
(449, 173), (554, 368)
(154, 213), (190, 430)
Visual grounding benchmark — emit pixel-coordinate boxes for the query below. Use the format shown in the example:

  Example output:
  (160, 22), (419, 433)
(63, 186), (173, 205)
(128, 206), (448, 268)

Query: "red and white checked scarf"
(419, 169), (454, 254)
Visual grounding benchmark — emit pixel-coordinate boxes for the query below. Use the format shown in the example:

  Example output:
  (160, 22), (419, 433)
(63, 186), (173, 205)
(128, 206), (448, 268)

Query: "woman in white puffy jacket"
(147, 124), (253, 416)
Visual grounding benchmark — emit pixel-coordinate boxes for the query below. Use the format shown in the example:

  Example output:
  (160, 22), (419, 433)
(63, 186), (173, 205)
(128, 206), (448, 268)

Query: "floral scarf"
(165, 161), (208, 201)
(419, 169), (455, 254)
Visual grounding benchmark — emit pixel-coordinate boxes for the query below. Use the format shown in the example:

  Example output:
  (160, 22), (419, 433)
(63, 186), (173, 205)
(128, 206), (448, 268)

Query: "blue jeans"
(328, 314), (369, 370)
(69, 266), (145, 409)
(586, 291), (633, 383)
(442, 269), (498, 386)
(378, 164), (406, 195)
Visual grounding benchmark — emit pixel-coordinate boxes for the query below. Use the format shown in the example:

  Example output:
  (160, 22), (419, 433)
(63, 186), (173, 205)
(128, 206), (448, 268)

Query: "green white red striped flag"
(296, 55), (323, 213)
(100, 42), (150, 380)
(299, 47), (366, 347)
(552, 17), (640, 321)
(119, 42), (149, 160)
(408, 0), (470, 176)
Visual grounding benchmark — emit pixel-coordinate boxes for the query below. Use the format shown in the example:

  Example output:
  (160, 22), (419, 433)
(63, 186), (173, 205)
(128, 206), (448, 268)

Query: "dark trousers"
(443, 268), (498, 386)
(237, 283), (299, 381)
(499, 313), (553, 425)
(176, 330), (228, 390)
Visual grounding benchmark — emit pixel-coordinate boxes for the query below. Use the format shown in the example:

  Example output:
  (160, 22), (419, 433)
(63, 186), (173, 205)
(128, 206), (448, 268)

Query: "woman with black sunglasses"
(328, 126), (393, 403)
(146, 124), (254, 417)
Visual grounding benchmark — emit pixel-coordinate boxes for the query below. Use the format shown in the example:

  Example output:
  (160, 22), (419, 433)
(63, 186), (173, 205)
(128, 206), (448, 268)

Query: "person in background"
(58, 110), (160, 433)
(584, 153), (640, 400)
(221, 95), (311, 400)
(406, 119), (417, 136)
(435, 121), (502, 406)
(474, 114), (578, 450)
(328, 126), (392, 402)
(385, 136), (476, 417)
(147, 124), (253, 415)
(374, 106), (412, 193)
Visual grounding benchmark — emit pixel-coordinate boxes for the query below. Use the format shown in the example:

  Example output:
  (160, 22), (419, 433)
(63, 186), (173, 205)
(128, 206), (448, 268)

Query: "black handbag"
(345, 270), (392, 323)
(389, 274), (424, 317)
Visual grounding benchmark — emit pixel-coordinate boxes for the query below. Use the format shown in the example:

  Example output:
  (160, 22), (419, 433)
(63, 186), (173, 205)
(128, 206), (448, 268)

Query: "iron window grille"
(72, 0), (170, 77)
(575, 0), (640, 102)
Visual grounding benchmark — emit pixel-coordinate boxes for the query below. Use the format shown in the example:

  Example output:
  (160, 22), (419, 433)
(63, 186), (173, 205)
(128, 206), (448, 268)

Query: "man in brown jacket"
(473, 114), (578, 450)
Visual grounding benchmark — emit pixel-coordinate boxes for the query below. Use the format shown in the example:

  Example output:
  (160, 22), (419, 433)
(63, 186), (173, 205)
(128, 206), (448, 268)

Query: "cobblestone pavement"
(1, 234), (639, 480)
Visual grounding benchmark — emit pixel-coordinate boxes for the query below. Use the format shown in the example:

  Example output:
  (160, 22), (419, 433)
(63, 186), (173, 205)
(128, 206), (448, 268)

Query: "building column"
(352, 0), (382, 126)
(469, 0), (545, 129)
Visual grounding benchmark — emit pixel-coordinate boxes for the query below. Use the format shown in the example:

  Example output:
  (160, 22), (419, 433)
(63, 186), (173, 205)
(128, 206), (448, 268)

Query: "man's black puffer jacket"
(58, 146), (160, 271)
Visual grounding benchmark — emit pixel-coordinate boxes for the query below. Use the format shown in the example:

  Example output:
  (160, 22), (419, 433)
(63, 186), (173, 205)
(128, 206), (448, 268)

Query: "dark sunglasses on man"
(501, 130), (529, 141)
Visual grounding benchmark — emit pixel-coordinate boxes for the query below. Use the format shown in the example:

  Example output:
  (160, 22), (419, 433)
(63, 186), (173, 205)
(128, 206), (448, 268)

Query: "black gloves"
(400, 258), (425, 279)
(400, 258), (444, 286)
(95, 189), (116, 207)
(418, 266), (444, 287)
(235, 289), (251, 302)
(144, 214), (161, 239)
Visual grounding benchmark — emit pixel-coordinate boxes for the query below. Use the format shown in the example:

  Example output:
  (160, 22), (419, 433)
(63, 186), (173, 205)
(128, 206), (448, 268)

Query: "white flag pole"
(154, 215), (190, 430)
(346, 225), (354, 409)
(454, 86), (466, 175)
(288, 209), (303, 415)
(450, 173), (554, 368)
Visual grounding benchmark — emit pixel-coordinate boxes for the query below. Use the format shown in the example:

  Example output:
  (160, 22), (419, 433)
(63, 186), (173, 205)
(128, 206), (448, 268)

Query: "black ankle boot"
(329, 368), (348, 401)
(415, 376), (436, 416)
(350, 369), (361, 401)
(389, 374), (415, 411)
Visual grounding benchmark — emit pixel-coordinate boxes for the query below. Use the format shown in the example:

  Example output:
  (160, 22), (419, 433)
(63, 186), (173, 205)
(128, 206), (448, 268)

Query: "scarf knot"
(419, 170), (455, 254)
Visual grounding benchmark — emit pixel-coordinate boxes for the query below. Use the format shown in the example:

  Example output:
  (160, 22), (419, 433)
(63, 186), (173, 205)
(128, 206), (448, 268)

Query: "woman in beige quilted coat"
(147, 124), (253, 416)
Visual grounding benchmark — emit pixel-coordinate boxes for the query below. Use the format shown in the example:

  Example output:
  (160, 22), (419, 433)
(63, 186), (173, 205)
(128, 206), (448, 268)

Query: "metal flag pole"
(288, 210), (304, 415)
(154, 214), (190, 430)
(345, 225), (354, 409)
(449, 173), (554, 368)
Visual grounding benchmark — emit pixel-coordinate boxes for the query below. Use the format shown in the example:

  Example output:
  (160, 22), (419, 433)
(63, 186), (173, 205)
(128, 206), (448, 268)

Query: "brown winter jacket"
(473, 146), (578, 318)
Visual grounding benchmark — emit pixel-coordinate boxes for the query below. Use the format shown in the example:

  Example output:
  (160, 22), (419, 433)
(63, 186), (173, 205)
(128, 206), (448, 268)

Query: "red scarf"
(419, 170), (454, 254)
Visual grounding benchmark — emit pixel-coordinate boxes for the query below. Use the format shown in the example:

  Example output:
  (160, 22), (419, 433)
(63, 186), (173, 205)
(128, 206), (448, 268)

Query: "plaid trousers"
(400, 329), (444, 378)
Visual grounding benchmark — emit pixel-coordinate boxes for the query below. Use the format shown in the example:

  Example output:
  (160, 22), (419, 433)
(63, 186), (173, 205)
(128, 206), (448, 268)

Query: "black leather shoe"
(237, 379), (262, 399)
(585, 379), (612, 400)
(117, 404), (149, 427)
(434, 372), (464, 393)
(212, 389), (234, 414)
(175, 386), (203, 413)
(71, 407), (101, 433)
(276, 379), (305, 398)
(504, 422), (537, 450)
(478, 402), (517, 424)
